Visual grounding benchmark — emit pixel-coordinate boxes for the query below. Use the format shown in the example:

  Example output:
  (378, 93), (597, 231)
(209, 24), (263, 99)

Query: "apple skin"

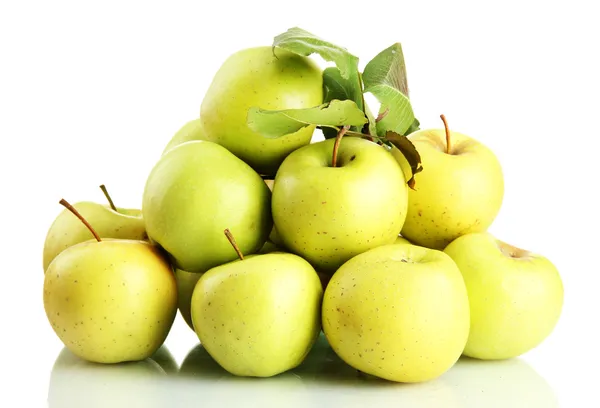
(142, 140), (272, 273)
(395, 236), (412, 245)
(191, 253), (323, 377)
(443, 232), (564, 360)
(322, 244), (470, 383)
(43, 202), (147, 272)
(200, 46), (323, 176)
(272, 137), (408, 274)
(175, 269), (203, 331)
(394, 128), (504, 250)
(162, 118), (207, 156)
(43, 239), (178, 364)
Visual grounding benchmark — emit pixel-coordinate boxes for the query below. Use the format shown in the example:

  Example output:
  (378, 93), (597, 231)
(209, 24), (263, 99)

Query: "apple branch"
(99, 184), (117, 211)
(224, 229), (244, 260)
(59, 199), (102, 242)
(440, 114), (451, 154)
(332, 125), (351, 168)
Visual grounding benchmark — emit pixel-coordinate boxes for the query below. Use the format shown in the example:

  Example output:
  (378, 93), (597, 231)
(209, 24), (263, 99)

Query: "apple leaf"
(274, 27), (359, 80)
(405, 117), (421, 135)
(321, 67), (367, 139)
(384, 131), (423, 190)
(274, 27), (364, 109)
(247, 99), (368, 139)
(363, 43), (416, 137)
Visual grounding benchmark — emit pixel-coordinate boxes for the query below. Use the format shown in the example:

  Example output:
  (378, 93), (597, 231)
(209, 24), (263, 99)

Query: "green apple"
(395, 235), (412, 245)
(395, 119), (504, 250)
(44, 200), (177, 364)
(200, 46), (323, 176)
(264, 179), (285, 247)
(175, 269), (203, 331)
(323, 244), (470, 383)
(43, 188), (146, 271)
(257, 240), (281, 254)
(162, 118), (207, 155)
(443, 232), (564, 360)
(272, 137), (408, 273)
(142, 140), (272, 272)
(191, 232), (323, 377)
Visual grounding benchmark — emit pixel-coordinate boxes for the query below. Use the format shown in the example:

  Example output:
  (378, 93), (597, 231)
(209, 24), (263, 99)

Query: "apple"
(142, 140), (272, 273)
(322, 243), (470, 383)
(444, 232), (564, 360)
(174, 269), (203, 331)
(43, 185), (146, 271)
(272, 137), (408, 273)
(190, 229), (323, 377)
(395, 235), (412, 245)
(395, 115), (504, 249)
(200, 46), (323, 176)
(43, 200), (178, 364)
(162, 118), (208, 155)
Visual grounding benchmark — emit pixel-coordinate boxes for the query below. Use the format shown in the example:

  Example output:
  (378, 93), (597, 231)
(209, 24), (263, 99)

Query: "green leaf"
(405, 117), (420, 135)
(274, 27), (364, 111)
(274, 27), (359, 80)
(322, 67), (361, 106)
(247, 99), (368, 139)
(384, 131), (423, 190)
(363, 43), (416, 136)
(321, 67), (366, 139)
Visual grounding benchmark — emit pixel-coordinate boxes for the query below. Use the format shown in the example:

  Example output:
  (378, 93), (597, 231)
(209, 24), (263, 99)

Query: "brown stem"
(224, 229), (244, 260)
(440, 114), (451, 154)
(332, 125), (350, 168)
(59, 199), (102, 242)
(99, 185), (117, 211)
(376, 108), (390, 123)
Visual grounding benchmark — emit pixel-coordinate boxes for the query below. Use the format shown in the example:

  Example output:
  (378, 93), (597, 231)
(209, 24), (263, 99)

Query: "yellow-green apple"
(396, 116), (504, 249)
(142, 140), (272, 273)
(43, 186), (146, 271)
(43, 200), (177, 364)
(444, 232), (564, 360)
(200, 46), (323, 176)
(190, 230), (323, 377)
(322, 244), (470, 383)
(175, 269), (203, 331)
(272, 137), (408, 273)
(162, 118), (208, 155)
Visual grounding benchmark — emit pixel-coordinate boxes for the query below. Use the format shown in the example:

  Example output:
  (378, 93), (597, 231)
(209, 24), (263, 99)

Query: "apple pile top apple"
(42, 27), (564, 384)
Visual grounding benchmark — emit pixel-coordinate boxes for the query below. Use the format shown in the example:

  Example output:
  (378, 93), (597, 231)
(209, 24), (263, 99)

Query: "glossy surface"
(45, 333), (562, 408)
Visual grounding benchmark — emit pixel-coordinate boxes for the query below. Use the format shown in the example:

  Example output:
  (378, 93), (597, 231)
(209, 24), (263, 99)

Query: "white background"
(1, 0), (599, 406)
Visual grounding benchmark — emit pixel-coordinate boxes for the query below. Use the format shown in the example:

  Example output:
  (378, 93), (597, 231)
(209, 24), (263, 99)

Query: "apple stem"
(59, 199), (102, 242)
(99, 184), (118, 212)
(332, 125), (351, 168)
(224, 229), (244, 260)
(440, 114), (451, 154)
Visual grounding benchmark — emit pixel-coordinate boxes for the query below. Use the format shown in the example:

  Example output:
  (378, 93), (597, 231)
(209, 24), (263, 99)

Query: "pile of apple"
(42, 27), (564, 383)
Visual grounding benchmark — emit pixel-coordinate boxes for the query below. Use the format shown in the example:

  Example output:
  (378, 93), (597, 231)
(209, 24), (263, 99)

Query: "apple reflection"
(176, 342), (308, 408)
(47, 345), (177, 408)
(176, 334), (558, 408)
